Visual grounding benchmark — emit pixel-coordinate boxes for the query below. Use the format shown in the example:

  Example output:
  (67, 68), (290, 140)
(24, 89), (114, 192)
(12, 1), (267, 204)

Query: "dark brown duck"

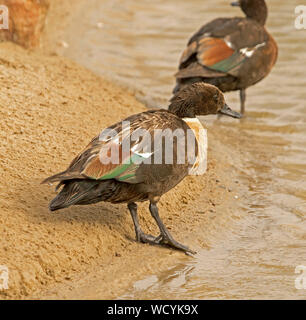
(42, 83), (241, 254)
(174, 0), (278, 114)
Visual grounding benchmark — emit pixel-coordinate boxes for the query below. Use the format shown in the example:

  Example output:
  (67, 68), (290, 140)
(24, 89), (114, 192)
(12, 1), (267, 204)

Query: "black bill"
(219, 104), (242, 119)
(231, 2), (240, 7)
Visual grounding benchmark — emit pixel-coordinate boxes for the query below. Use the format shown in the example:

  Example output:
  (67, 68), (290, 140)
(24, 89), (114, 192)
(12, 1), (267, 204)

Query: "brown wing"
(42, 118), (148, 184)
(42, 110), (195, 186)
(176, 18), (273, 80)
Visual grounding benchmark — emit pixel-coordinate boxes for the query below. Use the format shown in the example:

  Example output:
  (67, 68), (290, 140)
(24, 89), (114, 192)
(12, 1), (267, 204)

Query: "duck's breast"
(182, 117), (208, 176)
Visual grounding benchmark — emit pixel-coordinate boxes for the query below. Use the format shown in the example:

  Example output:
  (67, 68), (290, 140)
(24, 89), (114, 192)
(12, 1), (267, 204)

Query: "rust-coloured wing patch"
(81, 136), (143, 183)
(197, 37), (235, 67)
(82, 152), (117, 180)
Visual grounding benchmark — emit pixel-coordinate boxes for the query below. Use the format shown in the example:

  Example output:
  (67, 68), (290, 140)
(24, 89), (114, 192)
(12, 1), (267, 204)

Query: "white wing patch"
(131, 143), (153, 159)
(224, 38), (234, 49)
(240, 42), (266, 58)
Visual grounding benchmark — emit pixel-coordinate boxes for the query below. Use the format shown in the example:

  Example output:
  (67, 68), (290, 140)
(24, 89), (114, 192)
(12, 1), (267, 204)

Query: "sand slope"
(0, 42), (144, 298)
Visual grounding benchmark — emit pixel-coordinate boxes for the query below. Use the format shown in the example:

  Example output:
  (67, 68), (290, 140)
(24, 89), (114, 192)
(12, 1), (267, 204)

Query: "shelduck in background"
(174, 0), (278, 115)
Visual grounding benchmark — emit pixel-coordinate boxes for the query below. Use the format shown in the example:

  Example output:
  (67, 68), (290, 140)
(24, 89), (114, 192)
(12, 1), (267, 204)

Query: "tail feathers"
(41, 170), (84, 185)
(48, 179), (117, 211)
(49, 191), (70, 211)
(49, 180), (95, 211)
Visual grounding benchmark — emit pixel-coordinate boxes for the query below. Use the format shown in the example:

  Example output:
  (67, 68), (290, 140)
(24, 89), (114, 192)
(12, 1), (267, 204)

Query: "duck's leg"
(128, 202), (157, 243)
(149, 201), (196, 254)
(240, 89), (246, 115)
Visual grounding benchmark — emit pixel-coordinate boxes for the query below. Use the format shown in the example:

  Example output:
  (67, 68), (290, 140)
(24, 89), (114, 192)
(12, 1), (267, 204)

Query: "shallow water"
(59, 0), (306, 299)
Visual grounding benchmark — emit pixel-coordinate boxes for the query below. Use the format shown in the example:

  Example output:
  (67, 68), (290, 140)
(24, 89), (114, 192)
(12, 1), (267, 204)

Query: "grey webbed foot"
(139, 231), (195, 255)
(137, 231), (159, 244)
(128, 202), (196, 255)
(149, 202), (196, 255)
(156, 232), (196, 255)
(128, 202), (159, 244)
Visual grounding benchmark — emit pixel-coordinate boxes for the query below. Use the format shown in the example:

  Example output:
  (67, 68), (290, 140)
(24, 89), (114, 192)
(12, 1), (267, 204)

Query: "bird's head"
(168, 83), (241, 119)
(231, 0), (268, 25)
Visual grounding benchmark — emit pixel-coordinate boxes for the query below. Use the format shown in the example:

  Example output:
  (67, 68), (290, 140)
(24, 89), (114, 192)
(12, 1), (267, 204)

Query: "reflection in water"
(59, 0), (306, 299)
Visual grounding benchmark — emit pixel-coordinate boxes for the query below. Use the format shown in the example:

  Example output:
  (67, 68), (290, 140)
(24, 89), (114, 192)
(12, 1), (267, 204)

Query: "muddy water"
(59, 0), (306, 299)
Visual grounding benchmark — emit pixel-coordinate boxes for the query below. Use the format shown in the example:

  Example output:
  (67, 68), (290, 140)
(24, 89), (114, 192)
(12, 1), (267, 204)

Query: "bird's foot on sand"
(136, 231), (196, 255)
(140, 232), (196, 255)
(157, 233), (196, 255)
(137, 231), (159, 244)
